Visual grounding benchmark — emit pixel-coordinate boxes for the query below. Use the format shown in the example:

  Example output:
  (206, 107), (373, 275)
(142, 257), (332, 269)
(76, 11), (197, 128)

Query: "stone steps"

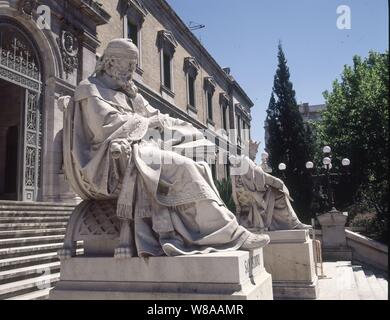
(6, 287), (54, 300)
(0, 211), (72, 217)
(0, 201), (77, 300)
(0, 242), (67, 259)
(318, 261), (388, 300)
(0, 222), (68, 230)
(0, 217), (71, 223)
(0, 228), (67, 239)
(0, 272), (60, 300)
(363, 269), (388, 300)
(0, 261), (60, 283)
(0, 235), (65, 248)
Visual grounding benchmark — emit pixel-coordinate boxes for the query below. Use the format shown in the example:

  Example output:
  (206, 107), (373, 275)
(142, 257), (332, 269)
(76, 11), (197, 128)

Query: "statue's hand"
(148, 115), (164, 132)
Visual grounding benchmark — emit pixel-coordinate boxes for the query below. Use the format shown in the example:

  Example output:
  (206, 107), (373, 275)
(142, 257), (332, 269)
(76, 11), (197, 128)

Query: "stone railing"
(345, 230), (388, 273)
(311, 229), (388, 273)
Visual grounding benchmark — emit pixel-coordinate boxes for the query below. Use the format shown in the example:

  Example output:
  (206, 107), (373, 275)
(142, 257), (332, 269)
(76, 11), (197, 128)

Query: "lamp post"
(309, 146), (352, 261)
(305, 146), (350, 212)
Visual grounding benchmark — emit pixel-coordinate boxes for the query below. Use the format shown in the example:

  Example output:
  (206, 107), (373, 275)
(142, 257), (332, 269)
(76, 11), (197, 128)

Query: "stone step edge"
(0, 261), (61, 280)
(0, 242), (67, 256)
(0, 273), (60, 296)
(0, 235), (65, 246)
(6, 287), (54, 300)
(0, 228), (67, 236)
(353, 268), (376, 300)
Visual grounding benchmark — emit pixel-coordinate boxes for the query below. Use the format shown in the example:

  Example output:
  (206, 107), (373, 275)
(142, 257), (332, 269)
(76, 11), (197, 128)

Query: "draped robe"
(65, 76), (250, 257)
(231, 156), (303, 231)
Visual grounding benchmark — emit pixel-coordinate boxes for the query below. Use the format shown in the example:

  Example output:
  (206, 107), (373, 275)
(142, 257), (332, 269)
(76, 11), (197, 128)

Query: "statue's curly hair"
(94, 54), (138, 98)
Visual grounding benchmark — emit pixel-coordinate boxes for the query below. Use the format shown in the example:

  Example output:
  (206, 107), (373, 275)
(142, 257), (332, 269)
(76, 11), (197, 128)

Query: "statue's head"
(249, 139), (260, 161)
(95, 38), (139, 97)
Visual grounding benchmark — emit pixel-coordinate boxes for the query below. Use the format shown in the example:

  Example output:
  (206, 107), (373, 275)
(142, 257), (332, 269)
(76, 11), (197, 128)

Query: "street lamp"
(278, 163), (287, 171)
(306, 146), (350, 212)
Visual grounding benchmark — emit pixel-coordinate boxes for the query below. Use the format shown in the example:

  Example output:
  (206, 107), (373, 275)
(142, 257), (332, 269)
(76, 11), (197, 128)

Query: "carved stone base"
(49, 249), (273, 300)
(260, 230), (319, 300)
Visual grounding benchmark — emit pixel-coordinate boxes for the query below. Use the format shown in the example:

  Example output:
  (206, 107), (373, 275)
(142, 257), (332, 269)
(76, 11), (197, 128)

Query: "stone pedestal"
(262, 230), (319, 300)
(317, 210), (352, 261)
(49, 249), (273, 300)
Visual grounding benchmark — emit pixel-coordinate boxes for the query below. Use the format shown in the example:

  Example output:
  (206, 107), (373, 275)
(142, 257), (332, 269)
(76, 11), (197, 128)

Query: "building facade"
(0, 0), (253, 203)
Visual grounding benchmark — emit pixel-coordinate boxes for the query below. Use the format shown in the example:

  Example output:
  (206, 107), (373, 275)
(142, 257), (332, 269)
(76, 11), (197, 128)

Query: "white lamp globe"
(342, 158), (351, 167)
(306, 161), (314, 169)
(323, 146), (331, 154)
(278, 163), (287, 171)
(323, 157), (332, 166)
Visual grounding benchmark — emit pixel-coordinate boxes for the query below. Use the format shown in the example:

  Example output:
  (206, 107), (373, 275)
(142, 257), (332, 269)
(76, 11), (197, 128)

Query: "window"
(184, 57), (200, 111)
(125, 1), (148, 70)
(158, 30), (177, 95)
(188, 75), (195, 107)
(220, 93), (230, 132)
(128, 21), (138, 46)
(222, 105), (227, 130)
(163, 52), (171, 89)
(207, 91), (213, 121)
(204, 77), (216, 124)
(237, 115), (242, 140)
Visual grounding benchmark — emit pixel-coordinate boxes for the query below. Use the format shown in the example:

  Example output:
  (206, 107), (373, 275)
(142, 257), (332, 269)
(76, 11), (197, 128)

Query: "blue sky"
(166, 0), (388, 151)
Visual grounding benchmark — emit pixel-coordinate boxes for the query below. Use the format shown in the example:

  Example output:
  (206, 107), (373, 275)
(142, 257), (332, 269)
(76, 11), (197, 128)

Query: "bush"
(214, 178), (236, 214)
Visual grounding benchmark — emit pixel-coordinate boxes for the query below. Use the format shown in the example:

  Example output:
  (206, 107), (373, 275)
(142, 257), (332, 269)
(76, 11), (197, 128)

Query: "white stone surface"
(262, 230), (319, 299)
(49, 249), (273, 300)
(317, 210), (348, 248)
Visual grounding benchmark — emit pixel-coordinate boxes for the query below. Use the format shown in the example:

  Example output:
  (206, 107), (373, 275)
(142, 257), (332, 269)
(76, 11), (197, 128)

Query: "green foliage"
(214, 178), (236, 213)
(317, 51), (389, 241)
(265, 43), (315, 223)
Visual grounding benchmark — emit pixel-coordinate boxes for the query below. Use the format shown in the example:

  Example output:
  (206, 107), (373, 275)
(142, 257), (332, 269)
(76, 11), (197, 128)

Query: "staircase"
(0, 201), (77, 300)
(318, 261), (388, 300)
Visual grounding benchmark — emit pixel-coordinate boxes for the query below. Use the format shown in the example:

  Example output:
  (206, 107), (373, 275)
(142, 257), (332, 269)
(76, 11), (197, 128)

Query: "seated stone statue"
(230, 140), (311, 232)
(61, 38), (270, 258)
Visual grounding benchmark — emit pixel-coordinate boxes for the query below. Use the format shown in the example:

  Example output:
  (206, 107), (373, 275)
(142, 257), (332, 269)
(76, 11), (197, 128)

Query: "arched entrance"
(0, 22), (42, 201)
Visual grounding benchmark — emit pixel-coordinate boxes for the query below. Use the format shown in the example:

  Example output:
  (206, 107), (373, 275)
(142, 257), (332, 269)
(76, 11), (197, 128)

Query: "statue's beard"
(106, 68), (138, 99)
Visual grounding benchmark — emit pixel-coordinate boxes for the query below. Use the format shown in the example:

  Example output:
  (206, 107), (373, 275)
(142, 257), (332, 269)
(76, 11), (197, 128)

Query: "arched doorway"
(0, 22), (42, 201)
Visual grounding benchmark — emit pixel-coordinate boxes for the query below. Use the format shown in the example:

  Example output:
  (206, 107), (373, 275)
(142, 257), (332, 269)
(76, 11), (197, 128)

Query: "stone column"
(317, 209), (352, 261)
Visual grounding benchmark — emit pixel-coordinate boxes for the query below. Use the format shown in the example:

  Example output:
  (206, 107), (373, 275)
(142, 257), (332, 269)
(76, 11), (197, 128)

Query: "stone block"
(49, 249), (273, 300)
(262, 230), (319, 299)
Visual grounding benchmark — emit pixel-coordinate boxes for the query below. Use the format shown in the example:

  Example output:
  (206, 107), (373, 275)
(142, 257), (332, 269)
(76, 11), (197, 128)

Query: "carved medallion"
(57, 30), (79, 77)
(18, 0), (37, 18)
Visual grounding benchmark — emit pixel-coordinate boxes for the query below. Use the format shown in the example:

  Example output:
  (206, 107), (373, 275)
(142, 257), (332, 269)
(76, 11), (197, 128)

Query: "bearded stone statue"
(230, 140), (311, 232)
(59, 38), (270, 259)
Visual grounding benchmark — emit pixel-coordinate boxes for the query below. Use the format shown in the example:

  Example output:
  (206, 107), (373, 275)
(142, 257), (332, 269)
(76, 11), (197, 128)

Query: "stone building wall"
(97, 0), (254, 181)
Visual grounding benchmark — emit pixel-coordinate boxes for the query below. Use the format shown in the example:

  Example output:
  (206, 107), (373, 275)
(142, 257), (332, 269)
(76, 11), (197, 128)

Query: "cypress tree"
(265, 43), (314, 222)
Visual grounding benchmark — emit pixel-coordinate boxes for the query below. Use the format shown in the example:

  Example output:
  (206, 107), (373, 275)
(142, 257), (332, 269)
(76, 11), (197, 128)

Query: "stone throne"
(57, 96), (125, 260)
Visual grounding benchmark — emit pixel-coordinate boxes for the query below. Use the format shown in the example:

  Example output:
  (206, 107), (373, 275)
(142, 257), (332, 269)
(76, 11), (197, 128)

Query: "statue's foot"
(294, 222), (312, 230)
(114, 247), (135, 259)
(240, 233), (270, 250)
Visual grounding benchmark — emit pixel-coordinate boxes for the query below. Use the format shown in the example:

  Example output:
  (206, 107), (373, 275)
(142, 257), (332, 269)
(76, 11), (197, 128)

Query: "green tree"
(318, 51), (389, 241)
(265, 43), (315, 222)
